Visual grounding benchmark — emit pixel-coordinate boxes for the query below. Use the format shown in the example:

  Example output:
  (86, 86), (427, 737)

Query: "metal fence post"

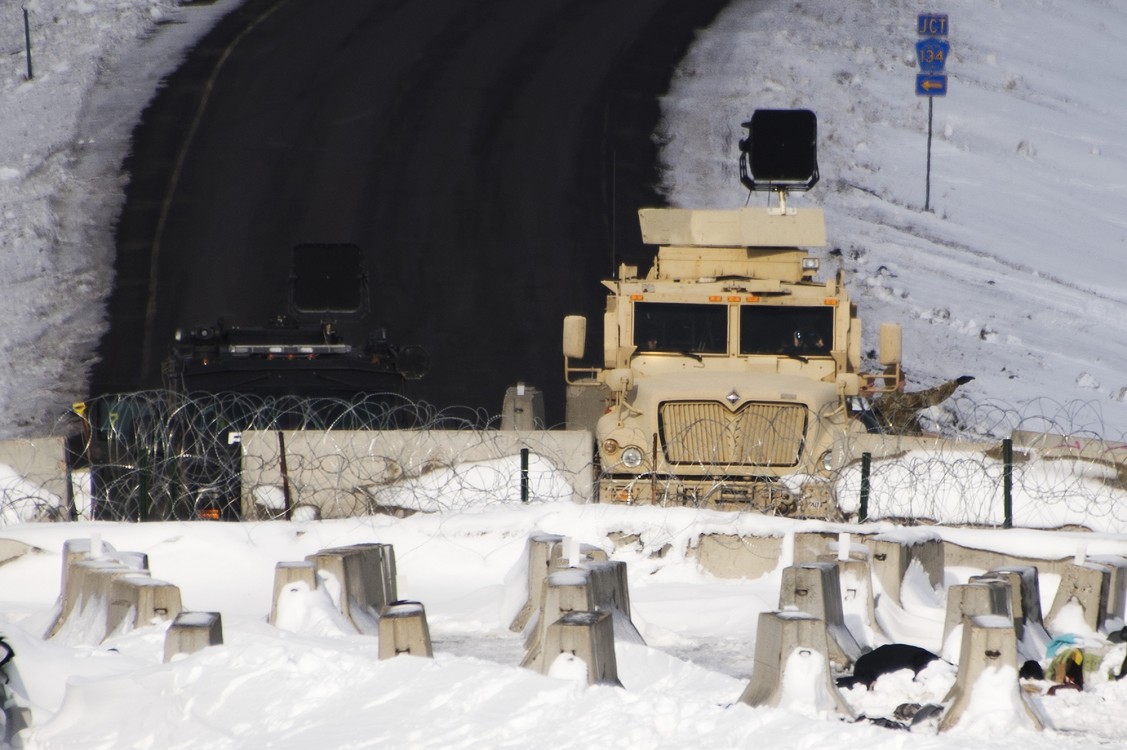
(859, 452), (871, 522)
(278, 430), (292, 519)
(1002, 438), (1013, 529)
(520, 447), (529, 503)
(23, 8), (33, 81)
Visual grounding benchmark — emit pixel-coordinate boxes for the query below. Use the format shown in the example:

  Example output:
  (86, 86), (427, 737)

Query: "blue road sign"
(916, 38), (950, 72)
(916, 73), (947, 97)
(918, 13), (949, 36)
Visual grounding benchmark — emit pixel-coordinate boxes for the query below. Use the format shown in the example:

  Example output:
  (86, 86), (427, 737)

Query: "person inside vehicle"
(792, 329), (825, 354)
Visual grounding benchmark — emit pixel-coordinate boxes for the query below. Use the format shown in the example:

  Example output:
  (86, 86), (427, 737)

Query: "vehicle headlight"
(621, 446), (644, 468)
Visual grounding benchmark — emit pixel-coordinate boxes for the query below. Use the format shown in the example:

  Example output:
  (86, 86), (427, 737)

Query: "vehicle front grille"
(659, 401), (807, 467)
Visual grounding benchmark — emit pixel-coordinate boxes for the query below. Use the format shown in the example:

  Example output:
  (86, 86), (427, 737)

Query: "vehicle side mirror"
(563, 315), (587, 360)
(879, 322), (902, 366)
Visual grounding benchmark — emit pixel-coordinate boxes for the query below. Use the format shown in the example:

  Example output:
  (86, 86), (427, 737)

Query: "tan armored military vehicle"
(562, 110), (901, 517)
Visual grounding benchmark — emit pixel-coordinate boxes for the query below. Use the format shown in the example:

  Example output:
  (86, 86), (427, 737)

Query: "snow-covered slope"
(658, 0), (1127, 439)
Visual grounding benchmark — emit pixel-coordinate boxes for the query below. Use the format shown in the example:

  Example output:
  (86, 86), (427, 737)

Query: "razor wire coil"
(0, 390), (1123, 531)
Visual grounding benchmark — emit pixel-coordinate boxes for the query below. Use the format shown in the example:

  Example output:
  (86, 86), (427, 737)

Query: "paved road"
(92, 0), (735, 424)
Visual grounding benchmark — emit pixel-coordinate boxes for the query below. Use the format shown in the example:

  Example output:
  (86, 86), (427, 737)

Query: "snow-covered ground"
(5, 497), (1127, 748)
(3, 0), (1127, 747)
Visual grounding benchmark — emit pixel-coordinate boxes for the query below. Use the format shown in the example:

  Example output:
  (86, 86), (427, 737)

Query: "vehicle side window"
(740, 306), (833, 355)
(635, 303), (727, 354)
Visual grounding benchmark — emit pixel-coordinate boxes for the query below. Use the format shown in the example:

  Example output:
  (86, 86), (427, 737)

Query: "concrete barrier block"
(795, 531), (869, 565)
(779, 563), (863, 668)
(270, 561), (318, 625)
(1046, 562), (1111, 633)
(792, 531), (839, 564)
(378, 601), (433, 659)
(56, 538), (117, 601)
(588, 558), (632, 620)
(306, 543), (397, 634)
(941, 540), (1075, 579)
(107, 574), (182, 635)
(1088, 555), (1127, 624)
(522, 571), (591, 671)
(54, 557), (116, 634)
(940, 614), (1045, 732)
(501, 384), (545, 430)
(817, 557), (883, 648)
(510, 533), (608, 633)
(975, 566), (1048, 647)
(0, 436), (69, 517)
(49, 552), (147, 640)
(0, 538), (36, 567)
(338, 542), (398, 613)
(521, 559), (642, 671)
(305, 551), (359, 628)
(239, 429), (595, 516)
(869, 534), (945, 606)
(542, 610), (621, 686)
(164, 612), (223, 662)
(541, 570), (591, 619)
(693, 533), (783, 580)
(738, 611), (854, 719)
(803, 534), (883, 648)
(943, 581), (1012, 652)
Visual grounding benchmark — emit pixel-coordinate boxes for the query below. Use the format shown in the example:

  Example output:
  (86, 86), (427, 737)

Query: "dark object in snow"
(0, 635), (13, 680)
(855, 703), (943, 732)
(904, 702), (943, 727)
(893, 703), (921, 721)
(906, 699), (942, 721)
(835, 644), (941, 689)
(1019, 660), (1044, 681)
(1116, 652), (1127, 681)
(1107, 626), (1127, 644)
(856, 715), (908, 731)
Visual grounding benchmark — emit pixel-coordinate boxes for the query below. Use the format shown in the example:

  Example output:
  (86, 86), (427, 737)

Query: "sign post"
(916, 13), (949, 212)
(23, 8), (34, 81)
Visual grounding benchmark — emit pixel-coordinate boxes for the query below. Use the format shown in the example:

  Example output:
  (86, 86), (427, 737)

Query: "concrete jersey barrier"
(239, 429), (594, 518)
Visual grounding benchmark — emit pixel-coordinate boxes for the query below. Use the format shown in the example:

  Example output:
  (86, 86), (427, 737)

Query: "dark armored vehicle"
(165, 243), (428, 395)
(77, 243), (428, 522)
